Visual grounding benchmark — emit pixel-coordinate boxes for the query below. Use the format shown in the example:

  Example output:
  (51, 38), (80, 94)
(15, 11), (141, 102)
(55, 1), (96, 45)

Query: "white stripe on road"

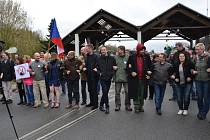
(19, 110), (76, 140)
(20, 96), (115, 140)
(36, 97), (115, 140)
(36, 109), (97, 140)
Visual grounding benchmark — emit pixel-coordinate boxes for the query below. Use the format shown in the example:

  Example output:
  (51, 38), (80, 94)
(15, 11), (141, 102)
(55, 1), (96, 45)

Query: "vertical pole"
(204, 36), (209, 50)
(206, 0), (209, 50)
(137, 31), (142, 43)
(75, 34), (79, 57)
(190, 40), (193, 49)
(0, 87), (19, 140)
(207, 0), (209, 16)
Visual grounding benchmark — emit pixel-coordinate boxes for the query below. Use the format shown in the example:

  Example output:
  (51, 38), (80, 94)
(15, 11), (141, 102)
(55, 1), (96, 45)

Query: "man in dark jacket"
(98, 46), (117, 114)
(64, 51), (82, 109)
(127, 43), (152, 113)
(84, 44), (100, 110)
(0, 52), (15, 104)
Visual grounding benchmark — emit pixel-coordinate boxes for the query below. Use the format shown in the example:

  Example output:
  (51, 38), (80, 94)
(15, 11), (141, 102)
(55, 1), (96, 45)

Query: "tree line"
(0, 0), (46, 56)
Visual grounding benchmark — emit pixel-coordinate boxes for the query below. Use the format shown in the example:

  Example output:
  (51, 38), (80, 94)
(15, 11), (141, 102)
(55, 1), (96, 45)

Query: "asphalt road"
(0, 84), (210, 140)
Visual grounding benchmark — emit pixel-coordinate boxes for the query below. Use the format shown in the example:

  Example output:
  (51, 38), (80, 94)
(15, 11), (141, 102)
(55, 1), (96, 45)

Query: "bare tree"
(0, 0), (43, 56)
(0, 0), (27, 28)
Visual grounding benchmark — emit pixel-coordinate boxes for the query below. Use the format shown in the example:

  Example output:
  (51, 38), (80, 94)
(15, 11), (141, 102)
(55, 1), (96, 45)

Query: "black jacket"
(46, 59), (63, 81)
(85, 53), (100, 79)
(0, 59), (15, 81)
(173, 60), (195, 84)
(126, 53), (152, 99)
(98, 55), (116, 81)
(172, 49), (190, 66)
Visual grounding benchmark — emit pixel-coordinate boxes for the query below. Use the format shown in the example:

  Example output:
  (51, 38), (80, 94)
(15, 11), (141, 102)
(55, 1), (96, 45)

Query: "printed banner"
(14, 63), (30, 80)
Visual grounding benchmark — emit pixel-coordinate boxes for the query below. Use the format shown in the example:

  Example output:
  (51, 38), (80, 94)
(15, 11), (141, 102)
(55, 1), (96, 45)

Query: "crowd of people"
(0, 42), (210, 122)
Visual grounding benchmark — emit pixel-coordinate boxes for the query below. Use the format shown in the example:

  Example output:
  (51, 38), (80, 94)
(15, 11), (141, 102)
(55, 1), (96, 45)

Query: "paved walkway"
(0, 84), (209, 140)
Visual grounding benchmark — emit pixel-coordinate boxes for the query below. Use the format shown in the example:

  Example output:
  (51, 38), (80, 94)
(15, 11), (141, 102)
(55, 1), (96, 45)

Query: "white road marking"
(19, 94), (115, 140)
(19, 110), (75, 140)
(36, 97), (115, 140)
(36, 109), (97, 140)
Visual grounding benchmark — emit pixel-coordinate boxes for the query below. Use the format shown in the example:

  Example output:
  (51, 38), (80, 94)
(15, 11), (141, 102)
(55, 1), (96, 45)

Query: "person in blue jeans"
(98, 47), (117, 114)
(152, 53), (173, 115)
(172, 53), (194, 116)
(192, 43), (210, 120)
(169, 81), (177, 101)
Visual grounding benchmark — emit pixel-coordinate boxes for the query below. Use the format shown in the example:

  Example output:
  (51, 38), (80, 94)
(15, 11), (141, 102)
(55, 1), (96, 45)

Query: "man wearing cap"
(127, 43), (152, 113)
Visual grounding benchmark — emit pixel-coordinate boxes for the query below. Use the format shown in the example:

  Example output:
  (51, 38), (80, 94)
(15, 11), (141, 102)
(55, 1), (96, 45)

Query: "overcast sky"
(15, 0), (209, 52)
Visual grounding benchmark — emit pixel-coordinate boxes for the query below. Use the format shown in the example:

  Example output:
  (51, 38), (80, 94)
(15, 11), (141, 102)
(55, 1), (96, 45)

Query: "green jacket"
(114, 55), (128, 82)
(195, 54), (210, 81)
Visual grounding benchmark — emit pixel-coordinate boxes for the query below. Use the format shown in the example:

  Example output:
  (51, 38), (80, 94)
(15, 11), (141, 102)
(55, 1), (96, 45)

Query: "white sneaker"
(183, 110), (188, 116)
(177, 110), (183, 115)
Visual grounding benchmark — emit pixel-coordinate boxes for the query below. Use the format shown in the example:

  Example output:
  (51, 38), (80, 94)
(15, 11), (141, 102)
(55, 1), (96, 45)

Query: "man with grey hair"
(30, 52), (49, 108)
(192, 43), (210, 120)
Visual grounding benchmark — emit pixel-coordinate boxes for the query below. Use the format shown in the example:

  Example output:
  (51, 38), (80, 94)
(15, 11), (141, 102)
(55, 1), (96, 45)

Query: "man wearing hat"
(127, 43), (152, 113)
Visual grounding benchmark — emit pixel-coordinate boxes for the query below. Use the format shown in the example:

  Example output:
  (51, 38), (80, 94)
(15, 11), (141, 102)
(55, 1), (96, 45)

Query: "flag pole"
(47, 40), (51, 53)
(207, 0), (209, 16)
(47, 43), (56, 52)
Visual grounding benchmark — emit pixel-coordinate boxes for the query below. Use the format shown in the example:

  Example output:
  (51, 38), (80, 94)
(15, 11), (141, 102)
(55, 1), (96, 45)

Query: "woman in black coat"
(171, 52), (195, 116)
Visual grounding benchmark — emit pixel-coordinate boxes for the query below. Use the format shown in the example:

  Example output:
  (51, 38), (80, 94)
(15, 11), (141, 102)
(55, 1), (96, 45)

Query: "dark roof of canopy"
(62, 3), (210, 51)
(62, 9), (138, 51)
(140, 3), (210, 42)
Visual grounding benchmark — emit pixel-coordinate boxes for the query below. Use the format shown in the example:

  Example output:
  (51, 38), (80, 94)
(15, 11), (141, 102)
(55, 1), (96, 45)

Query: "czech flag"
(50, 18), (64, 57)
